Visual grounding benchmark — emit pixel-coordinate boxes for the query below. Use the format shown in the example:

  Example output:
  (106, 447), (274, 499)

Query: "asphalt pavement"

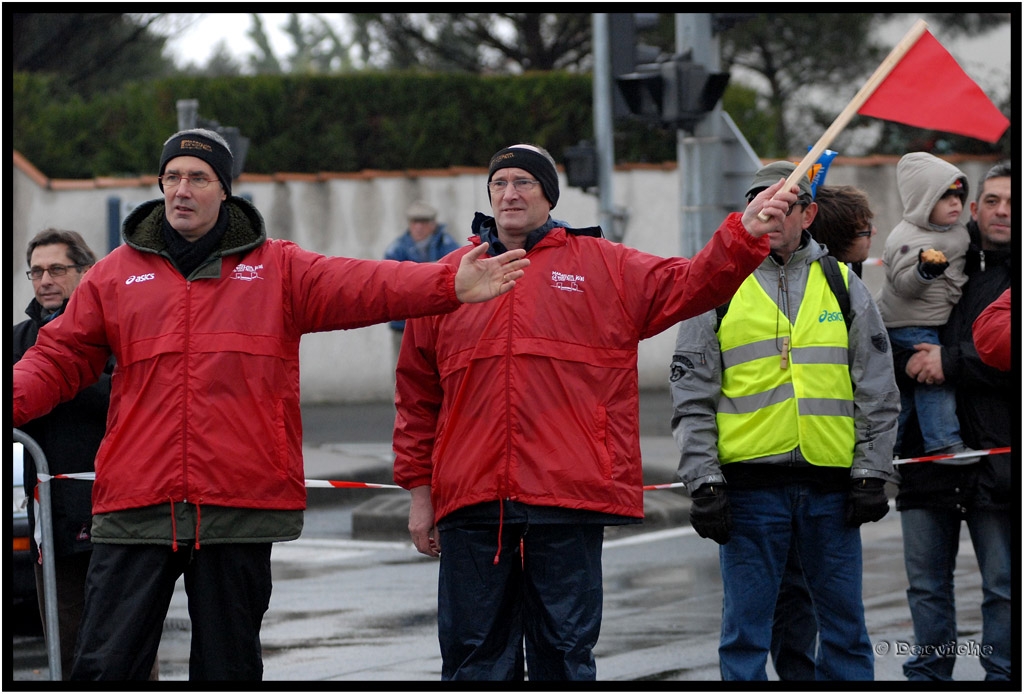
(11, 389), (995, 683)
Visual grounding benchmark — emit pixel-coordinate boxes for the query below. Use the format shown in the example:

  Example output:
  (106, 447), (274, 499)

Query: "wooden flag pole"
(757, 19), (930, 221)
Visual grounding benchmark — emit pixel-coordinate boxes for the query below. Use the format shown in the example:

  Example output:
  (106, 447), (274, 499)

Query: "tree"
(718, 13), (1011, 157)
(243, 13), (354, 74)
(195, 42), (244, 77)
(719, 14), (887, 157)
(11, 13), (178, 95)
(348, 13), (593, 72)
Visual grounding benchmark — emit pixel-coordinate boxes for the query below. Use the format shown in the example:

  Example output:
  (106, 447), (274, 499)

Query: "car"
(12, 442), (40, 612)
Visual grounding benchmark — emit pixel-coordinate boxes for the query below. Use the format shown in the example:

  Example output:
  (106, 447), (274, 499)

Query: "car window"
(13, 443), (27, 517)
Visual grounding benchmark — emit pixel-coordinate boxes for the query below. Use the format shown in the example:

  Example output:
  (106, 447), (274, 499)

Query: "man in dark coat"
(898, 160), (1012, 681)
(14, 228), (112, 680)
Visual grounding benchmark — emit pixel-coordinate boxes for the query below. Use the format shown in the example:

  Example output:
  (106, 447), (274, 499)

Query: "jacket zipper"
(182, 280), (192, 503)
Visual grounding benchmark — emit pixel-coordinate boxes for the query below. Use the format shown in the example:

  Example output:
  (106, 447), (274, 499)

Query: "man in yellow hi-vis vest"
(668, 161), (899, 681)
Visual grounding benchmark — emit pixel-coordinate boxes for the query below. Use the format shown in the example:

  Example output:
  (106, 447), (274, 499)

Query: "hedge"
(13, 71), (678, 179)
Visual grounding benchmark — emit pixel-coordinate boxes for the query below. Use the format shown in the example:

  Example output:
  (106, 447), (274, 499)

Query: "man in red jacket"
(12, 128), (529, 681)
(393, 143), (797, 681)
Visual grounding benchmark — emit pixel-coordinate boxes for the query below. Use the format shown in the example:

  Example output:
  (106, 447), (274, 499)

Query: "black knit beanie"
(488, 146), (559, 209)
(159, 130), (234, 197)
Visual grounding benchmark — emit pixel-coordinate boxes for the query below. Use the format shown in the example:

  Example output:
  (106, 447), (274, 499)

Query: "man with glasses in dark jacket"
(14, 229), (113, 680)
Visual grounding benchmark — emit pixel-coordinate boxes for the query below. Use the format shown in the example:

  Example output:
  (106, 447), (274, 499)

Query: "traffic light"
(197, 118), (250, 179)
(608, 13), (663, 120)
(615, 57), (729, 132)
(615, 67), (664, 122)
(661, 60), (730, 132)
(563, 141), (599, 191)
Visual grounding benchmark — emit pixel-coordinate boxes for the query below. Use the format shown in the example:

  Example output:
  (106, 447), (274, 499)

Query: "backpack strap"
(818, 254), (852, 330)
(714, 301), (730, 332)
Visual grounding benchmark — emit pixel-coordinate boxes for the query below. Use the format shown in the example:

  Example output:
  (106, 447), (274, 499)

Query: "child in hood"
(875, 151), (976, 462)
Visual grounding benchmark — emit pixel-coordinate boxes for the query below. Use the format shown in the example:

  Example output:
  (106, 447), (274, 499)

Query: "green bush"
(13, 71), (678, 178)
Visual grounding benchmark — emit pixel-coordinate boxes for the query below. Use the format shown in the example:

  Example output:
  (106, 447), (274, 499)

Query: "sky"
(162, 13), (319, 70)
(160, 12), (1012, 100)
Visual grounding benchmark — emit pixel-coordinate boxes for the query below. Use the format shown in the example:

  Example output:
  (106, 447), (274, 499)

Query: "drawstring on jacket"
(169, 498), (178, 552)
(492, 501), (505, 565)
(194, 501), (202, 550)
(168, 498), (203, 551)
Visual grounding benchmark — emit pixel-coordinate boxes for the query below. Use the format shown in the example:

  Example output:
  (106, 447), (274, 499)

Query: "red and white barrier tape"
(891, 446), (1010, 466)
(642, 446), (1011, 490)
(38, 445), (1011, 493)
(38, 472), (400, 490)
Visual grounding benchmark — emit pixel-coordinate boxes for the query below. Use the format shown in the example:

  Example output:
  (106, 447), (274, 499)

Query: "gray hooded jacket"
(875, 152), (970, 328)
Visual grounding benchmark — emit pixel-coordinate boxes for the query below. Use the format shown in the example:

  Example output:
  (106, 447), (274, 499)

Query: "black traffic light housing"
(608, 13), (664, 120)
(197, 117), (250, 180)
(615, 57), (730, 132)
(661, 60), (730, 132)
(615, 68), (664, 123)
(563, 141), (599, 191)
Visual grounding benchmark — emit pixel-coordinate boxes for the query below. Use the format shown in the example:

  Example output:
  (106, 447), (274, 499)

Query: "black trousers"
(71, 542), (272, 681)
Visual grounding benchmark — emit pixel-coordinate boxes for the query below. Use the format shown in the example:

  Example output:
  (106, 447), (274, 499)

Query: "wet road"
(11, 393), (989, 682)
(11, 505), (986, 682)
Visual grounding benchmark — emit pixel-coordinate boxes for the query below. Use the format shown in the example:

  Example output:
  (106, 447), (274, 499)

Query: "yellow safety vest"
(716, 261), (855, 466)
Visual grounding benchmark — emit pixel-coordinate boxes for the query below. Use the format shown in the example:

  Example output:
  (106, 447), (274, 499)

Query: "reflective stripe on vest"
(716, 261), (855, 467)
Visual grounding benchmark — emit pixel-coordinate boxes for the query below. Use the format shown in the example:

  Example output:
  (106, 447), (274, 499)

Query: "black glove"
(844, 478), (889, 527)
(917, 250), (950, 279)
(689, 483), (733, 544)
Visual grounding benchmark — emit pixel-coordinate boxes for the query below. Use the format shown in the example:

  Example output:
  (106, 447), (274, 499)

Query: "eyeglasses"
(746, 192), (812, 216)
(488, 179), (539, 194)
(784, 196), (813, 216)
(26, 264), (83, 280)
(159, 173), (219, 189)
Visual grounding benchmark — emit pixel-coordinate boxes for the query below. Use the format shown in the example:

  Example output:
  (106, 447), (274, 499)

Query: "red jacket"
(393, 213), (769, 521)
(14, 197), (462, 515)
(972, 287), (1011, 371)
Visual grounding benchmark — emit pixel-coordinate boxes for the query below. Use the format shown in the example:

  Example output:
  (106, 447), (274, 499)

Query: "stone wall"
(11, 151), (999, 403)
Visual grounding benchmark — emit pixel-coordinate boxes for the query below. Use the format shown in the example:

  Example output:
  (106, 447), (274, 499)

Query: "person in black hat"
(13, 127), (532, 681)
(669, 160), (899, 681)
(393, 143), (800, 681)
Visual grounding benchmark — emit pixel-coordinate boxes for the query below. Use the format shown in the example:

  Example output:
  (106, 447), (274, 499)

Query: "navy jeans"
(437, 522), (603, 681)
(900, 507), (1012, 681)
(770, 545), (818, 680)
(888, 326), (963, 454)
(719, 485), (873, 681)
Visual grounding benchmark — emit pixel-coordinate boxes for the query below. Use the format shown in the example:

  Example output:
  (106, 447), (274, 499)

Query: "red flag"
(858, 29), (1009, 143)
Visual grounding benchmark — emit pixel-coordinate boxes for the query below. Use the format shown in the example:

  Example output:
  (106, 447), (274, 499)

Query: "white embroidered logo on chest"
(230, 263), (265, 281)
(551, 270), (585, 293)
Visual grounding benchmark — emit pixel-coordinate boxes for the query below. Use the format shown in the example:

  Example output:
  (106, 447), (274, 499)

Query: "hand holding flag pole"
(758, 19), (1009, 222)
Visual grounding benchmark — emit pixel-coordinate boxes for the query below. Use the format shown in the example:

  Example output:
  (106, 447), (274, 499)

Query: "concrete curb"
(349, 485), (692, 542)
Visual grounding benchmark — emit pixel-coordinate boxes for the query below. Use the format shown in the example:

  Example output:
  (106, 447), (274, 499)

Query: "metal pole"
(14, 429), (61, 681)
(176, 99), (199, 131)
(676, 13), (723, 257)
(592, 14), (626, 242)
